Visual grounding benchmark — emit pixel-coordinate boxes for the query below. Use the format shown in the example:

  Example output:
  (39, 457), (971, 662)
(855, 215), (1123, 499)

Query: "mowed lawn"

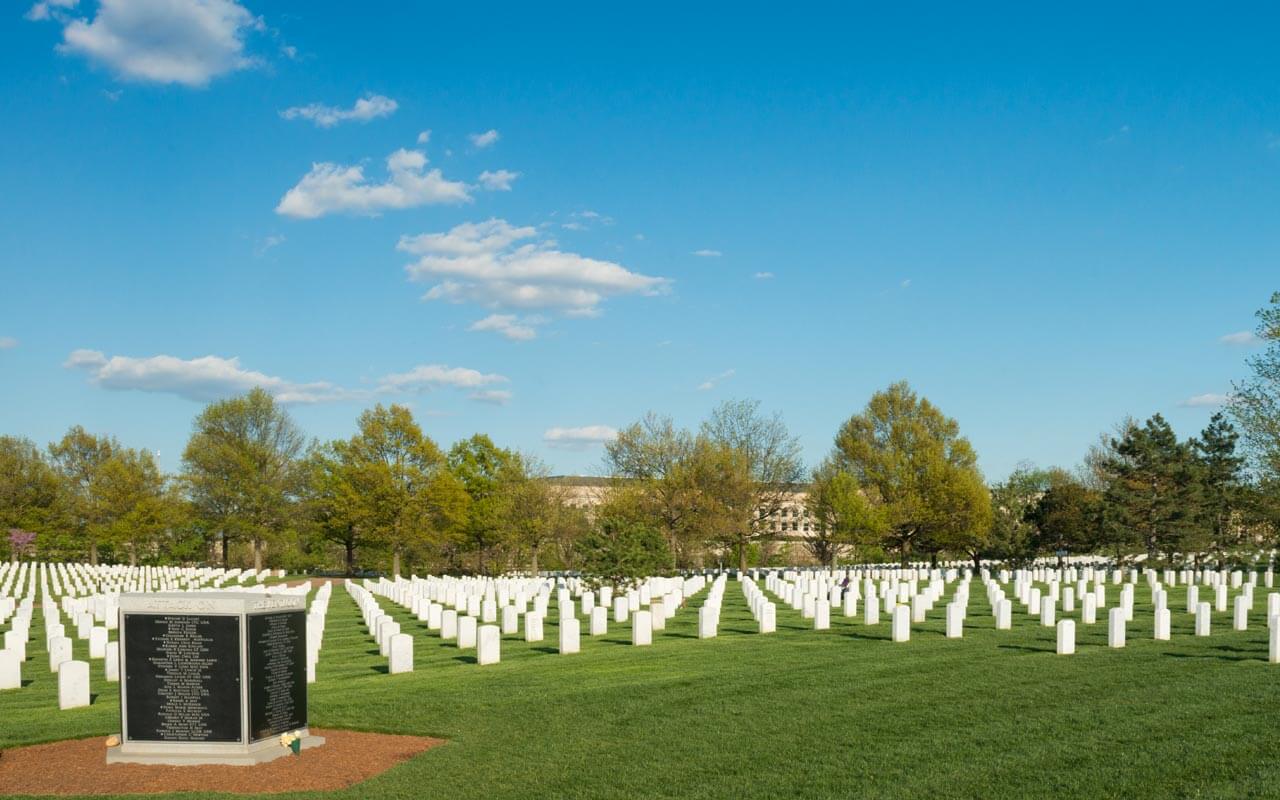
(3, 576), (1280, 799)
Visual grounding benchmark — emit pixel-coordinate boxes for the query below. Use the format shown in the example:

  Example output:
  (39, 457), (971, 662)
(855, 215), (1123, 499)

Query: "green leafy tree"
(1192, 412), (1246, 560)
(1026, 476), (1102, 562)
(804, 460), (887, 566)
(0, 436), (64, 554)
(575, 516), (672, 583)
(94, 447), (182, 565)
(604, 413), (701, 567)
(1231, 291), (1280, 479)
(987, 464), (1063, 564)
(699, 399), (805, 570)
(342, 404), (446, 577)
(47, 426), (117, 564)
(1097, 414), (1202, 562)
(448, 434), (519, 574)
(182, 388), (306, 570)
(829, 381), (992, 564)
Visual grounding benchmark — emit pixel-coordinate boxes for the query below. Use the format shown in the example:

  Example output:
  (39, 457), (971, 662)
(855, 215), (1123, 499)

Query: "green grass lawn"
(3, 576), (1280, 799)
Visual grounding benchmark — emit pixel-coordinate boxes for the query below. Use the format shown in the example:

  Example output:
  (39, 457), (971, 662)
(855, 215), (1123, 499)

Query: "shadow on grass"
(371, 664), (389, 674)
(452, 655), (477, 665)
(531, 646), (557, 655)
(90, 693), (99, 705)
(1162, 651), (1256, 663)
(997, 644), (1054, 655)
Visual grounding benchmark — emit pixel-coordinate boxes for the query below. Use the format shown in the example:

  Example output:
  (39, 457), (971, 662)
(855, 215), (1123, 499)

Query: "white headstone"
(891, 604), (910, 642)
(49, 636), (71, 673)
(633, 610), (653, 645)
(104, 640), (119, 682)
(864, 594), (880, 625)
(58, 659), (90, 709)
(698, 605), (717, 639)
(814, 602), (830, 631)
(945, 603), (962, 638)
(477, 624), (500, 665)
(389, 633), (413, 674)
(1056, 619), (1076, 655)
(1154, 608), (1171, 641)
(458, 616), (478, 649)
(559, 617), (581, 654)
(88, 627), (108, 659)
(1234, 595), (1248, 631)
(1108, 607), (1125, 648)
(590, 606), (608, 636)
(524, 611), (544, 642)
(1195, 602), (1211, 636)
(759, 603), (776, 634)
(0, 649), (20, 690)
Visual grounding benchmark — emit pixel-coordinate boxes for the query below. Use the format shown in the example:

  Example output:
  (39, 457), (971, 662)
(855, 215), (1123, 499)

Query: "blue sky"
(1, 2), (1277, 481)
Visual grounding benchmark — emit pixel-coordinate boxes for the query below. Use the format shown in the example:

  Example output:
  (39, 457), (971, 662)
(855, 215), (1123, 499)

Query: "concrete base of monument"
(106, 731), (326, 766)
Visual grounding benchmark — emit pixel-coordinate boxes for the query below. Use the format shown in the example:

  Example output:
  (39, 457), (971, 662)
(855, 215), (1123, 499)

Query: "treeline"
(2, 293), (1277, 574)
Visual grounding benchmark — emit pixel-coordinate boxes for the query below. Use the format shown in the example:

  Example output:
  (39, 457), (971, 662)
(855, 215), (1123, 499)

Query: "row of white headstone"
(342, 572), (724, 672)
(0, 562), (285, 601)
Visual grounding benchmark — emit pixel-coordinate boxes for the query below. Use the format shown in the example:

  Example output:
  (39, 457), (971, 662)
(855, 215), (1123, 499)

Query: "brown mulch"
(0, 729), (445, 796)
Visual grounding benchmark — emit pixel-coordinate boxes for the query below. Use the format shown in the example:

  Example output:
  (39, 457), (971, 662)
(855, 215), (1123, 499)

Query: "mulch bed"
(0, 729), (445, 796)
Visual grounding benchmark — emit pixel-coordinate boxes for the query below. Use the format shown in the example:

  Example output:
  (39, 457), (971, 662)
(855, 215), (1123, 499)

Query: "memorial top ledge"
(118, 591), (305, 615)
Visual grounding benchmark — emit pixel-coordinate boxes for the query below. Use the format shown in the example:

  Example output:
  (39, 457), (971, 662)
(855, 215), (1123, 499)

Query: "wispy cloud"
(468, 389), (512, 405)
(63, 349), (354, 404)
(276, 148), (470, 218)
(1219, 330), (1261, 346)
(34, 0), (264, 87)
(280, 94), (398, 128)
(377, 364), (508, 393)
(469, 129), (499, 149)
(754, 272), (774, 280)
(468, 313), (543, 341)
(416, 130), (431, 144)
(0, 337), (18, 350)
(697, 368), (735, 391)
(398, 218), (670, 318)
(692, 249), (722, 258)
(254, 234), (285, 256)
(1180, 393), (1231, 408)
(478, 169), (519, 191)
(543, 425), (618, 450)
(64, 349), (511, 406)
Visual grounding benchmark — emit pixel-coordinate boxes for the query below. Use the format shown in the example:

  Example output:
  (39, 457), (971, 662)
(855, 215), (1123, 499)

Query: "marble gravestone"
(107, 592), (324, 766)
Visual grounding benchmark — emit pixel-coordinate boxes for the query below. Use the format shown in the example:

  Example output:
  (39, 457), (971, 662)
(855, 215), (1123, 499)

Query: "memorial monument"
(106, 591), (324, 766)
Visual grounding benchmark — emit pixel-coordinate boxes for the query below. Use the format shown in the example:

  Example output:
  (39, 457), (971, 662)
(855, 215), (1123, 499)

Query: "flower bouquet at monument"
(279, 731), (304, 756)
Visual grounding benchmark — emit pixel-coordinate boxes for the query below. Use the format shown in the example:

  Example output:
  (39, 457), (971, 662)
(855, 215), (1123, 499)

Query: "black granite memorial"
(107, 592), (323, 766)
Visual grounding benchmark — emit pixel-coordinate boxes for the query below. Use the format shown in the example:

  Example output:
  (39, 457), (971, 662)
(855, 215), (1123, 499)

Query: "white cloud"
(543, 425), (618, 450)
(697, 368), (735, 391)
(1220, 331), (1261, 346)
(254, 234), (284, 256)
(692, 249), (722, 258)
(0, 337), (18, 350)
(754, 272), (774, 280)
(469, 129), (499, 149)
(398, 218), (669, 316)
(468, 389), (512, 405)
(478, 169), (519, 191)
(275, 148), (470, 218)
(46, 0), (262, 87)
(468, 314), (542, 341)
(280, 94), (398, 128)
(63, 349), (351, 404)
(416, 129), (431, 145)
(1180, 393), (1231, 408)
(377, 364), (508, 393)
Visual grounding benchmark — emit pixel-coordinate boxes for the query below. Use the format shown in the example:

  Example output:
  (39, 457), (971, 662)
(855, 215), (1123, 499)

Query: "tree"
(182, 388), (306, 571)
(1096, 415), (1202, 562)
(48, 426), (116, 565)
(1192, 412), (1246, 559)
(301, 442), (368, 575)
(0, 436), (64, 552)
(829, 382), (991, 564)
(804, 460), (887, 566)
(343, 404), (446, 577)
(93, 446), (180, 565)
(1231, 291), (1280, 479)
(1026, 476), (1102, 561)
(574, 517), (672, 584)
(986, 464), (1060, 565)
(604, 413), (701, 567)
(448, 434), (519, 574)
(699, 399), (805, 570)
